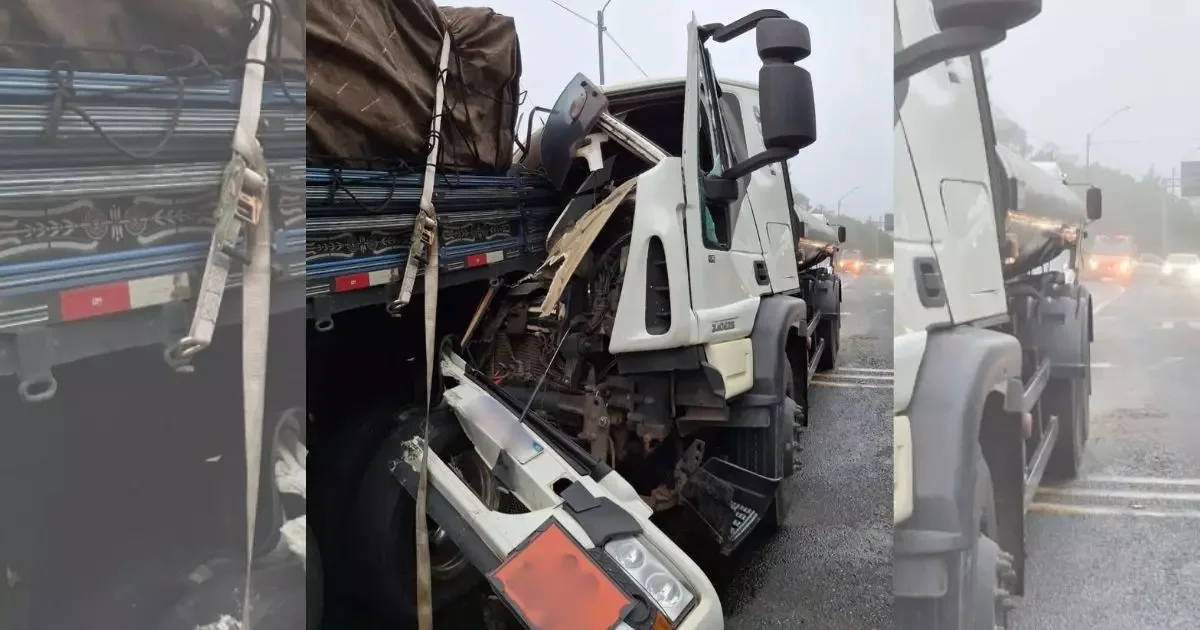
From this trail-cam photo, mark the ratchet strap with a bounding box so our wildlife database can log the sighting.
[412,32,453,630]
[165,1,276,628]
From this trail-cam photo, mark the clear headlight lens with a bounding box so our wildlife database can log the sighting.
[604,537,695,622]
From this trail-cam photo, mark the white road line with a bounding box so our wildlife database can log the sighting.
[1091,362,1113,368]
[1036,487,1200,502]
[1092,288,1126,314]
[813,374,893,381]
[836,367,894,373]
[810,381,893,389]
[1080,475,1200,487]
[1030,503,1200,519]
[1161,321,1176,330]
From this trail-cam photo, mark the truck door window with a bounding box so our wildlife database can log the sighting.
[697,47,734,250]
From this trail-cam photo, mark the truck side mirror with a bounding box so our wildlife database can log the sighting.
[837,226,847,243]
[883,213,894,232]
[933,0,1042,32]
[894,0,1041,83]
[1085,187,1102,221]
[715,18,816,182]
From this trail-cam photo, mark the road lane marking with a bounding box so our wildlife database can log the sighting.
[1080,475,1200,487]
[1036,487,1200,502]
[1091,362,1112,368]
[836,367,893,373]
[810,381,893,389]
[1030,503,1200,519]
[1162,321,1175,329]
[1092,288,1126,314]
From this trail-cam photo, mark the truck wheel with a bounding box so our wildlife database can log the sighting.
[1043,377,1086,481]
[344,406,497,622]
[896,459,1012,629]
[759,360,799,532]
[308,524,323,630]
[815,316,839,372]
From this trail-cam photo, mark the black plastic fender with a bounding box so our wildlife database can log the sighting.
[1028,285,1091,379]
[728,294,807,427]
[893,325,1021,598]
[812,274,841,319]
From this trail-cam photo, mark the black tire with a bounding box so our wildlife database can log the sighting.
[1043,377,1086,481]
[155,557,306,630]
[343,406,489,622]
[738,360,798,533]
[815,316,839,372]
[896,458,1004,630]
[307,525,323,630]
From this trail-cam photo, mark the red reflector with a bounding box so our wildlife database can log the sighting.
[60,282,132,321]
[466,253,489,268]
[333,273,370,292]
[489,521,632,630]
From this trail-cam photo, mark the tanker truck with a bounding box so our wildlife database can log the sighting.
[890,1,1103,628]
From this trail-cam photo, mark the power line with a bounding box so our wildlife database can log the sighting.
[543,0,647,80]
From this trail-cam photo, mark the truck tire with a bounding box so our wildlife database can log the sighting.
[155,557,306,630]
[1042,377,1087,481]
[896,458,1011,630]
[308,524,323,630]
[343,406,493,622]
[730,360,798,533]
[815,316,839,372]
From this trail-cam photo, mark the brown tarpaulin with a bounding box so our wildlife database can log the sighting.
[306,0,522,173]
[0,0,303,73]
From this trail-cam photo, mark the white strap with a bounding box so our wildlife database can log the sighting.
[414,31,453,630]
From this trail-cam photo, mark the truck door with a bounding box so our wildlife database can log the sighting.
[682,18,769,343]
[894,4,1006,325]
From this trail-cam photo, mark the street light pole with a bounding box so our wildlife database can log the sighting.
[1084,105,1130,179]
[596,0,614,84]
[836,184,861,216]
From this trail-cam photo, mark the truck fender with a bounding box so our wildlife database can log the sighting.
[812,274,841,318]
[893,325,1021,597]
[728,294,807,426]
[1029,285,1091,379]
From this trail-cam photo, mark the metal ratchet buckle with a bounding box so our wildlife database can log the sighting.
[386,214,437,315]
[164,336,207,373]
[220,168,268,265]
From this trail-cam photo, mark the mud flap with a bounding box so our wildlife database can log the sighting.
[681,457,780,555]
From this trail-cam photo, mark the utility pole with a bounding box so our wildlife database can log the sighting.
[596,9,606,84]
[596,0,614,84]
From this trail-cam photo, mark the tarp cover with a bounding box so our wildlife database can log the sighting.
[307,0,522,173]
[0,0,303,73]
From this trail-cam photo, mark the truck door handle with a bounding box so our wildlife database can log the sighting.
[913,257,946,307]
[753,260,770,286]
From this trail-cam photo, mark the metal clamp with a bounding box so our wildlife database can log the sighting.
[387,214,437,315]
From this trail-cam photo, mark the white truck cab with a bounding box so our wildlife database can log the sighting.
[892,1,1101,629]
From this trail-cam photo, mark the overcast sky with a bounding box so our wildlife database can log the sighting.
[986,0,1200,182]
[442,0,891,220]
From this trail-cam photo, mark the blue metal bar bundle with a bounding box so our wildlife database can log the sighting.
[0,161,305,294]
[0,68,306,168]
[305,166,561,272]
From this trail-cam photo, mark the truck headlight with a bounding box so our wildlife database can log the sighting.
[604,537,695,621]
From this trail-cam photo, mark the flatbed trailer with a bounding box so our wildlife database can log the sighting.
[0,68,305,401]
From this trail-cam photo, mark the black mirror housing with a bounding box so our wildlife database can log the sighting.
[1085,187,1102,221]
[883,213,895,232]
[837,226,847,243]
[757,18,816,153]
[933,0,1042,32]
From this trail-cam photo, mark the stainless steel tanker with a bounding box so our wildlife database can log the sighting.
[994,144,1088,264]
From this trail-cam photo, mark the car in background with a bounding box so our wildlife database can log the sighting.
[874,258,894,274]
[839,249,865,275]
[1162,252,1200,285]
[1134,253,1163,280]
[1084,234,1137,284]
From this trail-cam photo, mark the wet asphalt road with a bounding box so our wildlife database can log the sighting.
[1013,276,1200,630]
[721,271,893,630]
